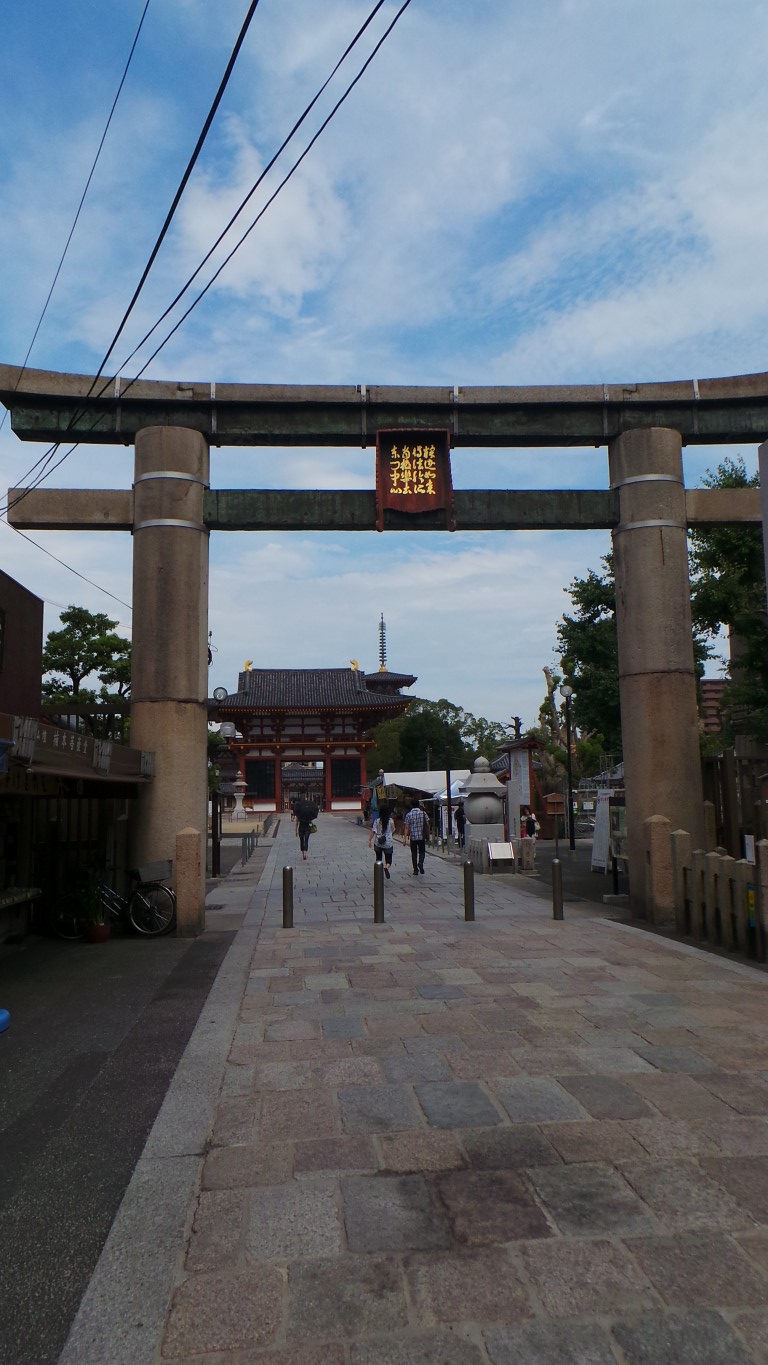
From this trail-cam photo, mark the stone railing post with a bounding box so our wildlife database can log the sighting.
[703,800,717,851]
[715,854,736,949]
[175,827,204,937]
[690,849,707,940]
[670,829,692,935]
[704,851,721,945]
[756,839,768,960]
[733,859,753,952]
[643,815,673,926]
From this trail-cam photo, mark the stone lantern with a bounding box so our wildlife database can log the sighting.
[463,757,506,871]
[463,756,505,825]
[232,774,247,820]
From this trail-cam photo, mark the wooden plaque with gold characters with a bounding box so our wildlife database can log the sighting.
[375,429,455,531]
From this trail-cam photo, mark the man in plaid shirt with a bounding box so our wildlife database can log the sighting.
[404,803,430,875]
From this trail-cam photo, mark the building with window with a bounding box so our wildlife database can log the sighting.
[210,664,415,814]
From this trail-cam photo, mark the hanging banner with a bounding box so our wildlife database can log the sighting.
[375,429,455,531]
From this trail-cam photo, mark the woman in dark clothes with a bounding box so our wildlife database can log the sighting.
[294,798,318,860]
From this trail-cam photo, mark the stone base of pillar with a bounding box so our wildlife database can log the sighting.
[130,700,208,879]
[620,673,705,917]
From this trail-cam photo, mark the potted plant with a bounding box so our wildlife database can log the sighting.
[80,870,109,943]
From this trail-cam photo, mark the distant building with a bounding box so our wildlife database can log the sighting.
[0,571,151,937]
[0,569,43,717]
[210,665,415,814]
[700,677,727,734]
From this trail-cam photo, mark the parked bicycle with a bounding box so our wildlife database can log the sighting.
[48,863,177,940]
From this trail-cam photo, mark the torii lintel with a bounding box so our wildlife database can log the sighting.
[2,363,768,447]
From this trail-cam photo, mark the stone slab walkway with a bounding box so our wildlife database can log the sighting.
[61,815,768,1364]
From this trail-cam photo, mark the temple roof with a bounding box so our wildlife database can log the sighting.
[364,670,417,689]
[210,667,412,713]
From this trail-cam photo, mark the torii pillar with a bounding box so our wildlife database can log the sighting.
[129,426,209,929]
[609,427,706,914]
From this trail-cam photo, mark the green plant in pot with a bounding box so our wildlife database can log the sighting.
[79,869,109,942]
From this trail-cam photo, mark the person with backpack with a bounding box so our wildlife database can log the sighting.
[368,804,395,879]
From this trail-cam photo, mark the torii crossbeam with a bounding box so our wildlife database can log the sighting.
[2,363,766,924]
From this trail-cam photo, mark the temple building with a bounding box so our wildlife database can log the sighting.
[209,623,415,814]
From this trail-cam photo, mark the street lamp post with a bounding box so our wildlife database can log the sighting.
[444,727,453,851]
[559,684,576,851]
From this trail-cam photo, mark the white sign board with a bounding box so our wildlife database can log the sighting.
[590,790,613,872]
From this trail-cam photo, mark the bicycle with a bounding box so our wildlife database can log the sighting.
[47,863,177,941]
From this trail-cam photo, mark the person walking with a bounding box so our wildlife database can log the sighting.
[368,804,395,879]
[455,802,466,849]
[404,802,430,875]
[294,796,318,860]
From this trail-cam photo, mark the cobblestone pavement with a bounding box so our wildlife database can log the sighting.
[63,815,768,1364]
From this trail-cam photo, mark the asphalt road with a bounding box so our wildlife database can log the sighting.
[0,919,235,1365]
[521,837,629,909]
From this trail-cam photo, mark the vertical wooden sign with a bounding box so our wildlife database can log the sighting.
[375,429,455,531]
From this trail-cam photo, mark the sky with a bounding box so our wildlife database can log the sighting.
[1,0,766,731]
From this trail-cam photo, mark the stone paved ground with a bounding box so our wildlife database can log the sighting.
[101,816,768,1362]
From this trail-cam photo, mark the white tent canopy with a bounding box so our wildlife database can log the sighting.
[379,771,471,797]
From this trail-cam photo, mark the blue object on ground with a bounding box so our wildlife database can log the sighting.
[0,1008,10,1033]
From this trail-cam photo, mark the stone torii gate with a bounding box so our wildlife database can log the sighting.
[2,363,765,923]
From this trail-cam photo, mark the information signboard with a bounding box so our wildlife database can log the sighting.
[375,429,455,530]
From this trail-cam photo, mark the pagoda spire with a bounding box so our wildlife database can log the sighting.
[378,613,387,672]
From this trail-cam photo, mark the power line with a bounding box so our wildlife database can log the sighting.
[110,0,391,381]
[2,521,132,612]
[3,0,266,521]
[127,0,415,384]
[2,0,414,520]
[0,0,153,439]
[90,0,265,389]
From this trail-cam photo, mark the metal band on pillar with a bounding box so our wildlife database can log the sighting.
[615,519,682,533]
[611,474,683,489]
[133,518,210,533]
[134,471,209,486]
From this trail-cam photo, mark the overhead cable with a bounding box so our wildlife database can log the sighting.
[3,521,132,612]
[111,0,391,379]
[90,0,265,389]
[2,0,264,517]
[0,0,153,440]
[2,0,414,516]
[108,0,416,387]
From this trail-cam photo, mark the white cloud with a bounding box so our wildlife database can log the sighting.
[1,0,765,729]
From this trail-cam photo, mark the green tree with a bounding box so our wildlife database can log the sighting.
[365,715,408,778]
[689,456,768,741]
[555,514,723,759]
[398,706,466,771]
[556,555,622,757]
[42,605,132,704]
[365,696,512,776]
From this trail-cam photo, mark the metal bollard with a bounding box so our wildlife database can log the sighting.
[463,860,475,921]
[552,857,564,920]
[282,865,294,928]
[373,860,385,923]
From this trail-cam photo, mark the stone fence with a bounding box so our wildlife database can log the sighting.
[643,814,767,962]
